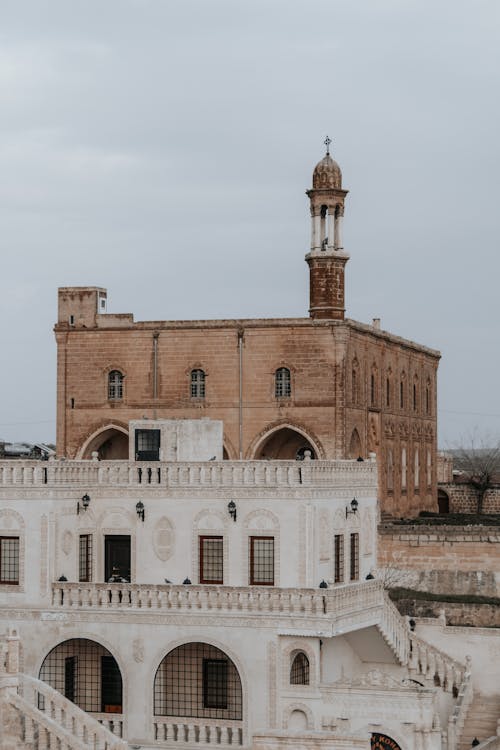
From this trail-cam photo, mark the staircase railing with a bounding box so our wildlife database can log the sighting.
[17,673,127,750]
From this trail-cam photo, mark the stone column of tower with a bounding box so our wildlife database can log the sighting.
[305,144,349,320]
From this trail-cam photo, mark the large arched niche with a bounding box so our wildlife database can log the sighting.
[250,424,322,461]
[348,428,362,459]
[39,637,124,715]
[77,424,129,460]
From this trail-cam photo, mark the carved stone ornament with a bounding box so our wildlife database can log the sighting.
[62,530,73,556]
[132,637,144,663]
[153,517,174,562]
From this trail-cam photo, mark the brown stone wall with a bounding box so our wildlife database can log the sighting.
[438,482,500,513]
[346,326,438,517]
[378,524,500,595]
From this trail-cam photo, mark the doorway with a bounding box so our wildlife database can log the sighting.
[105,535,131,582]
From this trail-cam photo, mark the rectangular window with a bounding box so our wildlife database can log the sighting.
[199,536,223,584]
[203,659,228,709]
[79,534,93,582]
[0,537,20,584]
[350,533,359,581]
[249,536,274,585]
[334,534,344,583]
[101,655,123,713]
[64,656,77,703]
[135,429,160,461]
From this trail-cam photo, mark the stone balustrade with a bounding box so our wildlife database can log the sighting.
[153,717,243,746]
[379,593,410,665]
[18,673,127,750]
[446,664,473,750]
[51,579,384,620]
[0,458,376,491]
[408,634,467,693]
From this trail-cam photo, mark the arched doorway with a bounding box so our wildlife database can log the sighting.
[79,426,129,460]
[39,638,123,714]
[438,489,450,514]
[253,427,317,460]
[154,642,243,720]
[371,734,403,750]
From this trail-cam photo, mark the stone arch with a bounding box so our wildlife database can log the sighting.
[152,638,247,724]
[243,509,279,531]
[38,636,125,716]
[281,641,317,688]
[223,434,237,460]
[248,421,324,461]
[77,422,129,460]
[282,702,314,730]
[348,428,362,459]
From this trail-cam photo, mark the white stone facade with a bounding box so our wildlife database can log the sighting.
[0,440,480,750]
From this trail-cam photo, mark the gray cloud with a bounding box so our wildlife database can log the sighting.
[1,0,499,445]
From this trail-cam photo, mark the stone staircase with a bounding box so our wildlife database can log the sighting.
[0,630,127,750]
[458,694,500,750]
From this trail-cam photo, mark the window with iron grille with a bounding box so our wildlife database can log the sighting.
[79,534,92,583]
[0,537,19,584]
[108,370,123,400]
[249,536,274,585]
[199,536,223,584]
[275,368,291,398]
[154,642,242,720]
[39,638,122,714]
[334,534,344,583]
[350,533,359,581]
[191,369,206,398]
[135,428,161,461]
[290,652,310,685]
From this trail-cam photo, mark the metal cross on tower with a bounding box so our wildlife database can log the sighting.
[324,135,332,155]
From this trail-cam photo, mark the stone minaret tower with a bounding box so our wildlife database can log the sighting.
[306,139,349,320]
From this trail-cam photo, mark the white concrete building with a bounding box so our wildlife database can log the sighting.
[0,421,479,750]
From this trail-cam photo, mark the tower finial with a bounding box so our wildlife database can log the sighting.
[324,135,332,156]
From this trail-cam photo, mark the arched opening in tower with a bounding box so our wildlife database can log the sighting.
[254,428,316,460]
[82,427,129,460]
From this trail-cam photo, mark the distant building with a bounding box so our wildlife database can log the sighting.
[54,148,439,518]
[0,440,55,460]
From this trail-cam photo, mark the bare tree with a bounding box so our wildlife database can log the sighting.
[452,434,500,514]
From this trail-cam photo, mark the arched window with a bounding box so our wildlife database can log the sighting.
[387,449,394,491]
[401,447,407,490]
[413,377,419,412]
[370,373,376,406]
[154,643,242,720]
[275,368,291,398]
[351,361,360,405]
[39,639,123,714]
[386,377,391,408]
[399,374,406,410]
[108,370,123,400]
[414,448,420,489]
[290,652,310,685]
[191,369,206,399]
[427,448,432,487]
[426,380,432,415]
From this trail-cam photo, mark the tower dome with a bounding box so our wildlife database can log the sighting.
[312,153,342,190]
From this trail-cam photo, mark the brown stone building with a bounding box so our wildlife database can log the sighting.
[54,146,440,516]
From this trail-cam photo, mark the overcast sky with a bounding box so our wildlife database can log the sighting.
[1,0,499,447]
